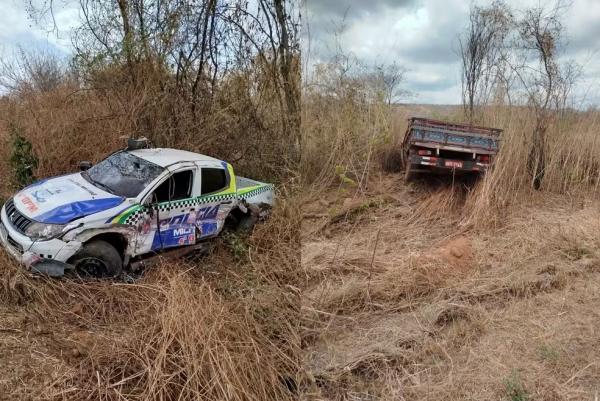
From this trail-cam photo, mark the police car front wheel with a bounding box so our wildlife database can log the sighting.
[70,240,123,278]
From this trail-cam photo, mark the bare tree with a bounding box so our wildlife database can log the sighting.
[271,0,301,160]
[460,0,580,189]
[371,62,408,105]
[0,48,67,94]
[511,0,579,189]
[459,0,511,122]
[27,0,300,161]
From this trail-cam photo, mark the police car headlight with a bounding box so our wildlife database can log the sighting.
[25,222,66,240]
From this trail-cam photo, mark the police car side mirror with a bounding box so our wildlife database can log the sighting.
[79,161,92,171]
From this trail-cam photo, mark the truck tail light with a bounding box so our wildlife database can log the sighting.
[478,155,490,163]
[418,149,432,156]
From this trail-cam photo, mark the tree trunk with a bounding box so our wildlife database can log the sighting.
[117,0,135,83]
[273,0,300,164]
[528,119,547,190]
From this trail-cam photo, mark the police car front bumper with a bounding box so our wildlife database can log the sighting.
[0,204,81,264]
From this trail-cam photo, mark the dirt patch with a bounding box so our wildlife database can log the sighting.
[435,236,474,273]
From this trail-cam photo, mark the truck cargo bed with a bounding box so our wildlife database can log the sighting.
[402,117,502,180]
[403,117,501,153]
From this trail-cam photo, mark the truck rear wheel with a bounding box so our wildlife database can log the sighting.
[404,164,417,182]
[70,240,123,278]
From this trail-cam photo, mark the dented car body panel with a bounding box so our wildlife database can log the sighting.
[0,148,274,273]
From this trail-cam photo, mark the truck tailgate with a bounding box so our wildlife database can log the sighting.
[236,176,274,206]
[405,117,501,154]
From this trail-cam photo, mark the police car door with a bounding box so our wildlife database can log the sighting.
[195,165,234,239]
[138,167,199,253]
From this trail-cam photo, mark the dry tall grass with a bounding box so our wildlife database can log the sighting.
[0,196,300,400]
[301,64,395,190]
[0,56,294,198]
[464,107,600,225]
[302,61,600,226]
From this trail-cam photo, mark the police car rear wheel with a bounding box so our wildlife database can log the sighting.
[71,240,122,278]
[237,214,258,233]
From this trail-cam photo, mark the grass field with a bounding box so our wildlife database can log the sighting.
[301,173,600,400]
[299,99,600,400]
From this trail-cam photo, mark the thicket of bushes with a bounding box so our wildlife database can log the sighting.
[0,55,298,198]
[301,60,400,189]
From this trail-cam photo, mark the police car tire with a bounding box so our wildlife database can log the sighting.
[237,214,258,233]
[71,240,123,277]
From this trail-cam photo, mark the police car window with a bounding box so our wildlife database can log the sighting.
[151,170,193,203]
[201,168,227,195]
[82,151,164,198]
[152,177,171,203]
[171,170,193,200]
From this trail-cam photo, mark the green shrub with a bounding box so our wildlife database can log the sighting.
[9,123,38,188]
[537,343,560,363]
[504,370,529,401]
[223,231,250,262]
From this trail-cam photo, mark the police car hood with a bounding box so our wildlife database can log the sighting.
[12,173,125,224]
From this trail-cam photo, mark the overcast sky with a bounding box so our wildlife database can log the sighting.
[304,0,600,105]
[1,0,600,105]
[0,0,77,56]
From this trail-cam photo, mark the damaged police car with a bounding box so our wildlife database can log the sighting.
[0,141,274,277]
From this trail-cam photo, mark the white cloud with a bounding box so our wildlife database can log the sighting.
[307,0,600,105]
[0,0,78,57]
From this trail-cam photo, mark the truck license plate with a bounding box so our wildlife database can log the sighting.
[445,160,463,168]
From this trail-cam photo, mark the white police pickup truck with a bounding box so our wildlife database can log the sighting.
[0,144,274,277]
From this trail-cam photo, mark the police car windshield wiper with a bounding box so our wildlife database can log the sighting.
[82,172,115,195]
